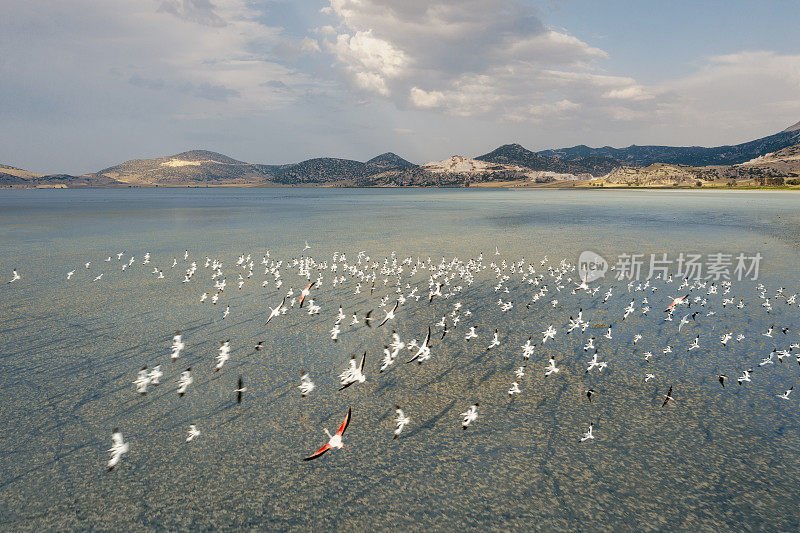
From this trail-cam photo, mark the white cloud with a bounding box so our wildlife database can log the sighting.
[409,87,446,109]
[313,0,800,142]
[603,86,654,101]
[329,29,409,94]
[0,0,326,120]
[300,37,322,54]
[315,0,625,119]
[634,51,800,141]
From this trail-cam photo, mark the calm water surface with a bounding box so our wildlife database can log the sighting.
[1,188,799,530]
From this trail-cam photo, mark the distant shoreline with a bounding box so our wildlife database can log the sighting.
[2,182,800,191]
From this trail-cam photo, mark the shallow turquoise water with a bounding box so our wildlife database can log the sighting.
[1,188,799,530]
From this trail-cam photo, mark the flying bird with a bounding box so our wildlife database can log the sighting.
[235,375,247,404]
[661,385,674,407]
[303,407,351,461]
[107,428,129,471]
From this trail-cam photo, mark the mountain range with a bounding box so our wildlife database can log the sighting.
[3,122,800,188]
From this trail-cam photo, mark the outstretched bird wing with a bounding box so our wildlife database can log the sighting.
[303,443,330,461]
[336,407,352,437]
[299,282,314,308]
[266,297,286,324]
[378,301,398,327]
[661,385,673,407]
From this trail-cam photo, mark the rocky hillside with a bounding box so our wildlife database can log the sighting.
[366,152,416,172]
[737,143,800,173]
[5,121,800,188]
[604,142,800,186]
[270,157,369,184]
[604,164,704,186]
[420,155,586,184]
[540,126,800,167]
[269,153,423,185]
[783,120,800,133]
[97,150,273,186]
[476,143,619,176]
[0,165,121,188]
[0,164,43,180]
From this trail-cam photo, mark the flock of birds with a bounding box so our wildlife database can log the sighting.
[8,242,799,469]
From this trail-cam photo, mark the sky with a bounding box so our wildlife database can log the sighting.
[1,0,799,174]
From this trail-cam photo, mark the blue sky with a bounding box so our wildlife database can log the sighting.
[1,0,798,174]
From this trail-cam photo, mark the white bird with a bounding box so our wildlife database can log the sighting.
[580,423,594,442]
[266,297,286,324]
[147,365,163,385]
[380,345,395,372]
[394,406,410,438]
[406,327,431,364]
[778,387,793,400]
[339,352,366,389]
[171,332,184,361]
[544,357,560,377]
[487,329,500,350]
[542,324,557,344]
[738,369,753,385]
[66,270,74,280]
[389,331,406,356]
[177,368,193,396]
[298,370,315,397]
[215,340,230,371]
[378,300,398,327]
[465,326,478,341]
[186,425,201,442]
[687,335,700,351]
[107,428,129,470]
[508,381,521,396]
[133,366,150,395]
[461,403,479,429]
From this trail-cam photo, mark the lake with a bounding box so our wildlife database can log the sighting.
[1,188,799,530]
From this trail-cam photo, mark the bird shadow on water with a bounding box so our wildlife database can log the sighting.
[402,399,457,440]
